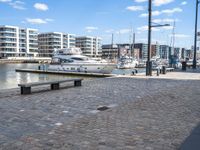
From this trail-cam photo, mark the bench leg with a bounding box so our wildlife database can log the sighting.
[51,83,60,90]
[21,87,31,95]
[74,80,81,86]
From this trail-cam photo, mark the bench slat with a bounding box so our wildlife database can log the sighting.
[18,78,83,95]
[18,78,83,87]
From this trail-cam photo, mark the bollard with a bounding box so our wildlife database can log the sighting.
[132,69,138,75]
[135,69,138,74]
[182,61,187,71]
[146,61,153,76]
[162,66,166,74]
[157,68,160,76]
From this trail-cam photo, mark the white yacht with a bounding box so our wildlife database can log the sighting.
[48,48,116,74]
[117,56,139,69]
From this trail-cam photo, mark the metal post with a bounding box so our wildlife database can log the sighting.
[193,0,199,69]
[146,0,152,76]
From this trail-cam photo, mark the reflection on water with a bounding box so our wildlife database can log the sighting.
[0,63,86,90]
[0,63,145,90]
[112,68,145,75]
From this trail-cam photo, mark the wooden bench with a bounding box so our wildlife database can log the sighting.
[18,78,83,95]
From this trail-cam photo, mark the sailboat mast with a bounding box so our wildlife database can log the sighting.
[172,20,176,57]
[111,33,114,59]
[109,33,114,59]
[132,33,135,58]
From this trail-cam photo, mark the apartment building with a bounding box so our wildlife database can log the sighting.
[174,47,181,59]
[0,25,38,58]
[101,44,118,59]
[134,43,148,59]
[151,44,160,57]
[159,45,170,59]
[75,36,101,57]
[38,32,76,57]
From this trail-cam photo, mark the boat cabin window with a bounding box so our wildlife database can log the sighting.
[61,59,73,63]
[71,57,88,61]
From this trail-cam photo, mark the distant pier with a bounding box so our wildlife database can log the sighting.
[16,69,115,77]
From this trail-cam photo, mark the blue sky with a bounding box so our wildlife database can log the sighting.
[0,0,199,48]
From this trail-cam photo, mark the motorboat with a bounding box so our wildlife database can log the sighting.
[117,56,139,69]
[48,48,116,74]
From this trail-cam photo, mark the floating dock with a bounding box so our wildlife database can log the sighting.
[15,69,115,77]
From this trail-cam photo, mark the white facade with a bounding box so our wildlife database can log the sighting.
[75,36,102,57]
[0,25,38,58]
[38,32,76,57]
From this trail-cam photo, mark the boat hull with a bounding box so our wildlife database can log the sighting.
[48,63,116,74]
[117,63,137,69]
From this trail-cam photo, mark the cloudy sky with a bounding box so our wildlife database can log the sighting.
[0,0,199,48]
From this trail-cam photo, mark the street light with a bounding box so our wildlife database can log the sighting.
[146,0,152,76]
[146,0,171,76]
[151,23,170,28]
[193,0,199,69]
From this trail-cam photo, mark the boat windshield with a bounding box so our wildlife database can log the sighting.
[61,59,74,63]
[70,57,89,61]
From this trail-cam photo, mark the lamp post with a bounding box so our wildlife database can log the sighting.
[146,0,152,76]
[193,0,199,69]
[146,0,170,76]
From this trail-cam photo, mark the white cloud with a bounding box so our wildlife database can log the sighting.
[139,7,182,17]
[25,18,54,24]
[105,29,115,33]
[135,0,147,3]
[137,25,148,31]
[26,18,47,24]
[161,26,173,30]
[126,6,144,11]
[136,38,165,44]
[139,10,161,17]
[137,38,147,43]
[152,18,179,23]
[137,24,173,32]
[9,1,26,10]
[181,1,187,5]
[117,29,131,34]
[137,25,160,32]
[153,0,174,6]
[45,18,54,22]
[139,13,148,17]
[152,10,162,16]
[162,8,182,14]
[85,26,98,33]
[0,0,11,2]
[34,3,48,11]
[169,34,190,38]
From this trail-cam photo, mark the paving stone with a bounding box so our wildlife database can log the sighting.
[0,70,200,149]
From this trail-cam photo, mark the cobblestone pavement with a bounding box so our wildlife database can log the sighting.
[0,71,200,149]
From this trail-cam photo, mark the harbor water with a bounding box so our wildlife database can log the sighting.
[0,63,145,90]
